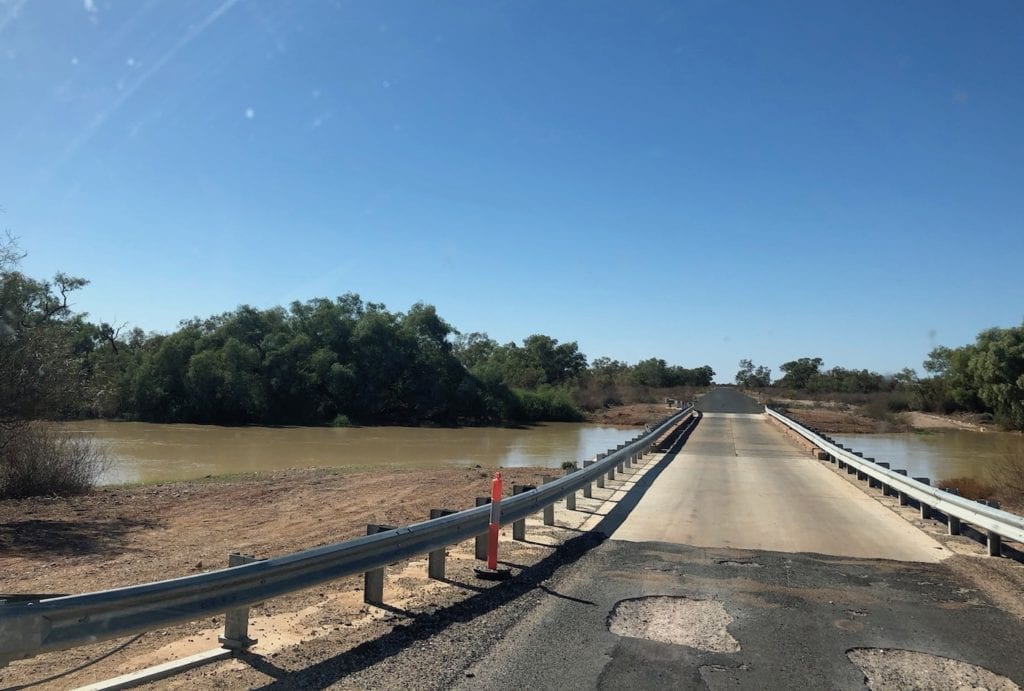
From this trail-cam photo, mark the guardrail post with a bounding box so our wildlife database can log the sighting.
[875,463,892,495]
[987,531,1002,557]
[512,485,533,540]
[914,478,931,519]
[948,514,961,535]
[542,477,556,526]
[564,470,577,510]
[428,509,458,579]
[364,524,397,605]
[616,458,625,474]
[582,460,594,497]
[596,465,605,489]
[219,553,262,651]
[475,498,490,560]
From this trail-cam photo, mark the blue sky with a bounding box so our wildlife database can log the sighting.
[2,1,1022,382]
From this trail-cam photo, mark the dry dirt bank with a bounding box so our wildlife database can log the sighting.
[0,465,568,688]
[585,403,673,426]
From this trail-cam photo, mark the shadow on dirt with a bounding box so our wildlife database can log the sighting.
[0,516,159,557]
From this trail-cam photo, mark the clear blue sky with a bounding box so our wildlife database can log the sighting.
[3,1,1022,382]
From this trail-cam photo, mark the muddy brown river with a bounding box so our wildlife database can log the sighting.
[834,429,1024,483]
[63,421,640,485]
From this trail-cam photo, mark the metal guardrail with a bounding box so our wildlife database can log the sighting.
[0,405,695,666]
[765,406,1024,547]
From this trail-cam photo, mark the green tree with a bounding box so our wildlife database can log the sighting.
[735,359,771,388]
[776,357,823,390]
[968,324,1024,429]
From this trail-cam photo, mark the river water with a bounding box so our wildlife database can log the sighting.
[833,430,1024,483]
[63,421,640,485]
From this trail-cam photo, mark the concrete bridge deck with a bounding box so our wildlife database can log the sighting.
[612,411,948,562]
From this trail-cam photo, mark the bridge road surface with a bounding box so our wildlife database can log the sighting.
[456,389,1024,690]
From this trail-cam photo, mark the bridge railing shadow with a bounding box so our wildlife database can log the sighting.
[240,415,702,689]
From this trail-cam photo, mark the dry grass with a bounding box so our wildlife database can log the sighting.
[986,452,1024,506]
[937,476,999,502]
[0,422,108,499]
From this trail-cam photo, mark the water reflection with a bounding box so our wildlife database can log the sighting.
[62,421,639,485]
[834,430,1024,482]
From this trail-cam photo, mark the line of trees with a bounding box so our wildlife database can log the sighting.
[2,244,714,430]
[734,325,1024,431]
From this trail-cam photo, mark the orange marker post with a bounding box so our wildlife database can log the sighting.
[487,472,502,571]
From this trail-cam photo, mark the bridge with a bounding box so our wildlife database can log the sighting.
[459,389,1024,689]
[2,390,1023,689]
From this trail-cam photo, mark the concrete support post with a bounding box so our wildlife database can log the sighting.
[474,498,490,560]
[596,468,605,489]
[542,477,556,526]
[987,531,1002,557]
[948,515,961,535]
[219,553,261,651]
[582,460,594,497]
[428,509,457,579]
[512,485,532,541]
[363,524,396,606]
[838,459,846,469]
[912,477,932,519]
[876,463,891,495]
[565,472,581,511]
[617,460,624,474]
[607,465,616,481]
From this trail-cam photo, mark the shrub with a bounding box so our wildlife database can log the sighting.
[561,460,578,471]
[0,423,108,499]
[512,387,584,422]
[332,414,356,427]
[986,452,1024,503]
[937,476,998,502]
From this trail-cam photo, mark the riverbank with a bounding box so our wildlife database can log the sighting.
[0,465,569,688]
[584,402,672,426]
[777,400,994,435]
[0,466,554,597]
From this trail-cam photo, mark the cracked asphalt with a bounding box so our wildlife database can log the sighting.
[453,389,1024,689]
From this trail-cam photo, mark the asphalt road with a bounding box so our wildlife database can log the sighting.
[453,390,1024,689]
[694,387,766,414]
[456,540,1024,690]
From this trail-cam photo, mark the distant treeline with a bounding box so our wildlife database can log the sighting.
[1,256,713,427]
[735,326,1024,431]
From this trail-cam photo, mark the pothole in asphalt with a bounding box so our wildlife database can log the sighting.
[607,596,740,653]
[848,648,1021,691]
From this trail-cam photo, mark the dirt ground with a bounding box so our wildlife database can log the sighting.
[0,465,567,688]
[772,394,1002,435]
[784,406,910,434]
[586,403,673,426]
